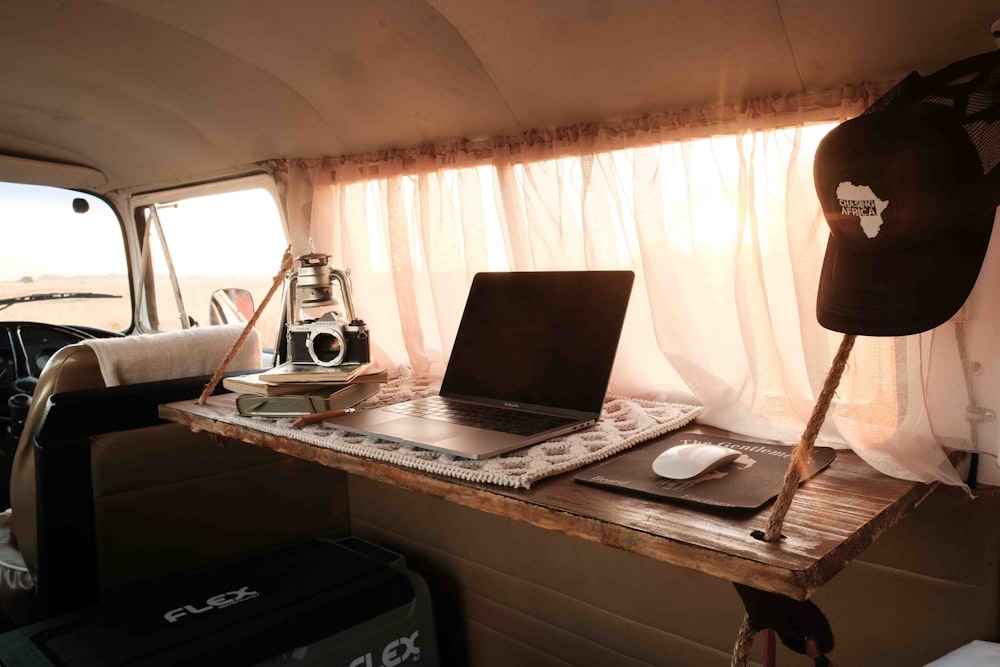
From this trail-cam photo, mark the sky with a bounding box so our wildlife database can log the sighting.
[0,182,286,281]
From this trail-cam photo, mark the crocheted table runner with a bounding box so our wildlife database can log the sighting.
[222,376,703,489]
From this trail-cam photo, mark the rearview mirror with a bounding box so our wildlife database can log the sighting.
[209,288,255,326]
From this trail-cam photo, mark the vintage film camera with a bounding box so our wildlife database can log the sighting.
[284,252,370,367]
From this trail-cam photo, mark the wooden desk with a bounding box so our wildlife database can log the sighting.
[159,394,936,601]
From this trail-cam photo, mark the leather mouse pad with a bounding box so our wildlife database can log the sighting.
[574,431,836,511]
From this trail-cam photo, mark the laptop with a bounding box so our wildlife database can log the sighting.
[326,270,635,459]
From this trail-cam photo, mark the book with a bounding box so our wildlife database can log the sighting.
[223,365,387,396]
[235,382,381,417]
[259,361,372,384]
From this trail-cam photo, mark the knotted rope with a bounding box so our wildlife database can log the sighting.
[731,332,856,665]
[198,247,293,404]
[763,333,857,541]
[730,613,755,667]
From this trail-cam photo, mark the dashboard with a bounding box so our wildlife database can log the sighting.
[0,322,122,452]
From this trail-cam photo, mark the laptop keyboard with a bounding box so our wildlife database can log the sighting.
[384,396,575,436]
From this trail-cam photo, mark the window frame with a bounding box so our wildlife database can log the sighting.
[128,172,289,340]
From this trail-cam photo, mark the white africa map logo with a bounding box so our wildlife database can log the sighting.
[836,181,889,238]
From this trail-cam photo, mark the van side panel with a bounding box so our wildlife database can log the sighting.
[348,478,1000,666]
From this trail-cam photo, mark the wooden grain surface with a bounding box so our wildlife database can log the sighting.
[159,395,937,600]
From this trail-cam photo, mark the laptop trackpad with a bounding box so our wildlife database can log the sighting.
[368,416,460,443]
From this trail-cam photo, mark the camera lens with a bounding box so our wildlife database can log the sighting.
[307,329,346,366]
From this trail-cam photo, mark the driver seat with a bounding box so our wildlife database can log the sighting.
[0,326,350,626]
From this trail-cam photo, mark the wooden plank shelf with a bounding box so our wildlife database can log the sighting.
[159,395,937,601]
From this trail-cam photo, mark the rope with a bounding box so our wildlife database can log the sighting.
[198,247,293,404]
[736,324,977,661]
[731,613,754,667]
[762,333,856,542]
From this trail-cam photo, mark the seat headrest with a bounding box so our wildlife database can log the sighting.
[81,325,261,387]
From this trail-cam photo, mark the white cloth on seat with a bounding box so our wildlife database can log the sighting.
[0,509,34,622]
[924,641,1000,666]
[82,325,261,387]
[0,510,30,579]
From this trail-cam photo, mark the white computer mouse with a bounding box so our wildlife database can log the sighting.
[652,443,740,480]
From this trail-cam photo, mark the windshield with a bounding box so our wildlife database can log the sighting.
[0,182,130,330]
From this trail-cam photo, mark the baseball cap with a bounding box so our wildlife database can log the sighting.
[814,50,1000,336]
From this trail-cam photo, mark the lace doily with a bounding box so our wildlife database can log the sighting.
[223,377,703,489]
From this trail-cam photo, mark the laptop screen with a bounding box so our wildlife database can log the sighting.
[439,271,634,416]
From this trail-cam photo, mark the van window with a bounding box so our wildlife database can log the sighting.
[287,122,844,406]
[0,182,130,332]
[285,118,912,445]
[135,184,287,351]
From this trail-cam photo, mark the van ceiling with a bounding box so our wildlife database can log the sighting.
[0,0,995,193]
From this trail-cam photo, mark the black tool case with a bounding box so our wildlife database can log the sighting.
[0,537,438,667]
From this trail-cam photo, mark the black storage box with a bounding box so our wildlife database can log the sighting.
[0,537,438,667]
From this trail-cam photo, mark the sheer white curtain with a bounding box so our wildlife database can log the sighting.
[267,82,999,488]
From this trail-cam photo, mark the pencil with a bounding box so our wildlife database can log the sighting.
[291,407,356,429]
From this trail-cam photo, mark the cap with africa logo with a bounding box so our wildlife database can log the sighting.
[813,50,1000,336]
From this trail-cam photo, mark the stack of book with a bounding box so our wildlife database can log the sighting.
[223,362,387,416]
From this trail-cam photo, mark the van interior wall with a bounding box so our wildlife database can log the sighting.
[347,477,1000,666]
